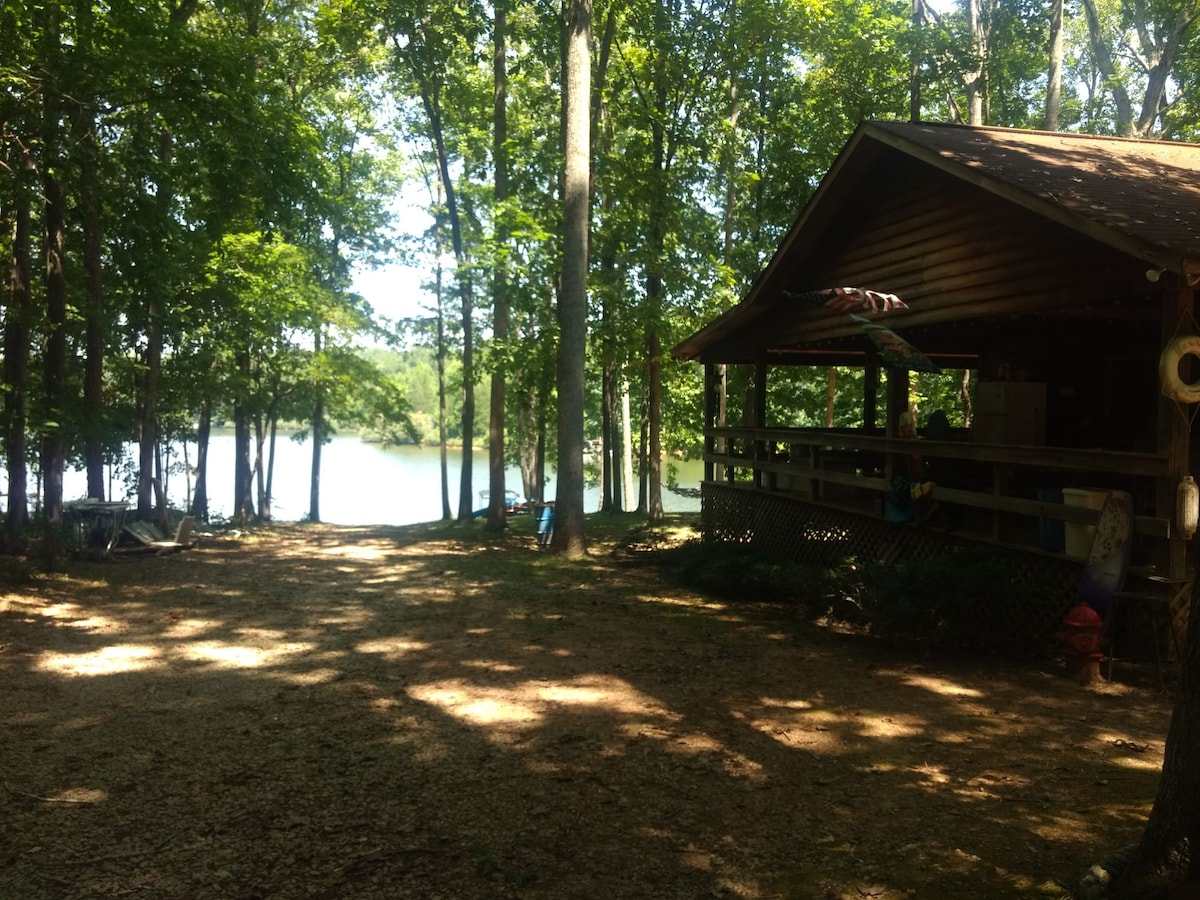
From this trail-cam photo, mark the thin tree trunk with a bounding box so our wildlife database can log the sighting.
[620,376,634,511]
[642,0,671,523]
[190,397,211,522]
[602,358,617,511]
[396,37,476,520]
[41,55,68,554]
[309,327,324,522]
[265,408,278,522]
[255,414,268,520]
[74,0,106,501]
[637,384,649,513]
[435,212,452,521]
[1044,0,1064,131]
[647,331,664,521]
[910,0,923,121]
[4,142,34,546]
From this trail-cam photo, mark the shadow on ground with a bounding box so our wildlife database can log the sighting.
[0,519,1171,899]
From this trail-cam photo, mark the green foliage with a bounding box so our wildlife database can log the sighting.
[6,0,1200,530]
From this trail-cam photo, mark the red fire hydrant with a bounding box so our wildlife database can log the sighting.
[1058,601,1105,684]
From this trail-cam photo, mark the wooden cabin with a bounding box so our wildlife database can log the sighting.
[672,121,1200,643]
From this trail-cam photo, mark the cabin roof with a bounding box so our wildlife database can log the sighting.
[673,121,1200,363]
[867,121,1200,259]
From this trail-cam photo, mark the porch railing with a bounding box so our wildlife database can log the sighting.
[704,425,1176,568]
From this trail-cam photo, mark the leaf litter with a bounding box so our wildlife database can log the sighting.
[0,521,1171,899]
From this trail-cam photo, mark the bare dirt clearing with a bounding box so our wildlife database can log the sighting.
[0,519,1172,899]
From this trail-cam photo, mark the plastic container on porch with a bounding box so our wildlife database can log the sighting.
[1062,488,1109,557]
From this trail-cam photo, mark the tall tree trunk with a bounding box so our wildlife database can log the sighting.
[910,0,923,121]
[397,38,476,520]
[1044,0,1064,131]
[964,0,988,125]
[593,8,618,514]
[136,0,198,518]
[137,122,172,521]
[75,0,106,500]
[456,248,475,520]
[4,142,34,547]
[1130,4,1197,137]
[41,36,68,555]
[1081,0,1135,134]
[716,49,740,457]
[487,0,510,529]
[643,0,670,523]
[551,0,591,556]
[434,210,452,520]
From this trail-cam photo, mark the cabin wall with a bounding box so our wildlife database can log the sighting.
[794,161,1153,321]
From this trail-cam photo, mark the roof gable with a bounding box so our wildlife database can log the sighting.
[674,121,1200,362]
[866,121,1200,265]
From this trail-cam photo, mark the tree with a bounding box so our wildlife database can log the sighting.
[1107,567,1200,896]
[486,0,511,530]
[1079,0,1199,136]
[551,0,591,556]
[1045,0,1065,130]
[383,0,487,522]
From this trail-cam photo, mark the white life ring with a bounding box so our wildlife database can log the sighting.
[1160,334,1200,403]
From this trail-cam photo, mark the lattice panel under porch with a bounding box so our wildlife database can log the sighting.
[701,482,1082,641]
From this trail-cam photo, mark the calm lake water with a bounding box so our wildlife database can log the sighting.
[63,435,703,526]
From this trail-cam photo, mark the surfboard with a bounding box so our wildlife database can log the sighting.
[1077,490,1133,619]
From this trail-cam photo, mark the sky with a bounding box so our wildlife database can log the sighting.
[351,186,434,328]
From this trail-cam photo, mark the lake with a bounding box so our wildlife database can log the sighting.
[63,435,703,526]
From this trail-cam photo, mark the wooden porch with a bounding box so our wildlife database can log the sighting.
[673,122,1200,663]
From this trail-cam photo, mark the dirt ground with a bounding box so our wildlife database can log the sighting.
[0,518,1175,900]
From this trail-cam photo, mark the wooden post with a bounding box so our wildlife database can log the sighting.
[703,362,715,485]
[754,358,768,488]
[1159,285,1194,581]
[864,356,879,432]
[884,367,910,497]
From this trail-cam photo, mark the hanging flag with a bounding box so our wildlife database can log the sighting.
[849,314,941,373]
[783,287,908,314]
[780,286,935,371]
